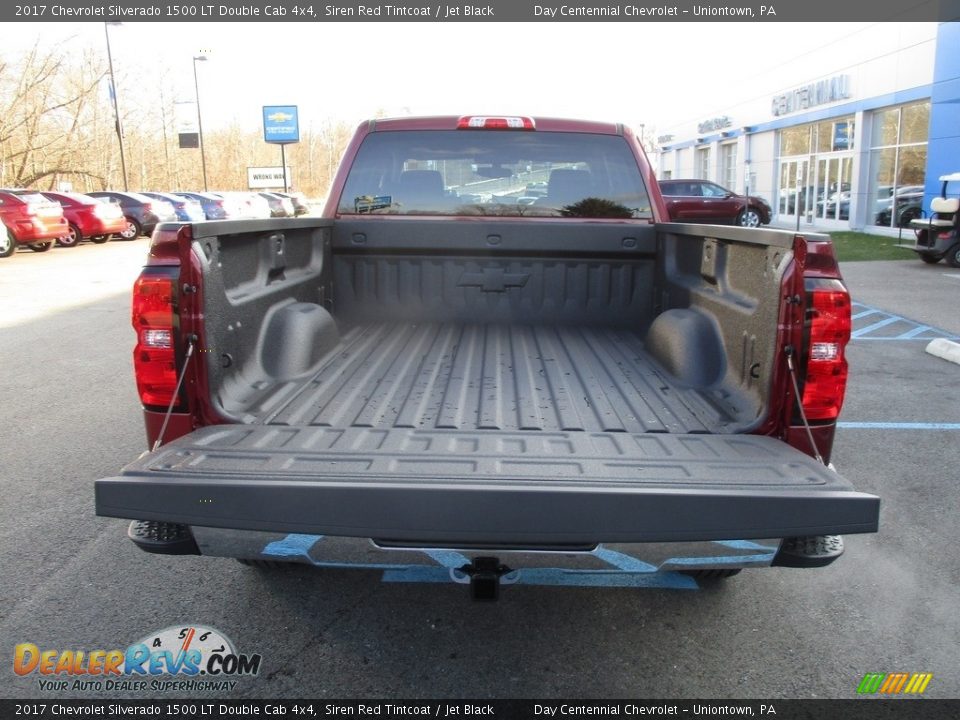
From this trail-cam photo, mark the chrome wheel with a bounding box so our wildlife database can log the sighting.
[119,218,141,240]
[738,208,761,227]
[58,224,81,248]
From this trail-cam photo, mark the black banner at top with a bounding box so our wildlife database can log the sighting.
[3,0,960,22]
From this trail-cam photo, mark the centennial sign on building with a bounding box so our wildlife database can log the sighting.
[771,75,852,117]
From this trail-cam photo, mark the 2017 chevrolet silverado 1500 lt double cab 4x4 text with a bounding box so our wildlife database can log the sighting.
[96,116,879,599]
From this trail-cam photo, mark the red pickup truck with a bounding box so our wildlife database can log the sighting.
[96,116,878,598]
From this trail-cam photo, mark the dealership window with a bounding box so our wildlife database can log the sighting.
[662,169,672,180]
[777,116,856,220]
[780,126,811,156]
[720,143,737,190]
[868,101,929,228]
[696,147,711,180]
[674,148,686,178]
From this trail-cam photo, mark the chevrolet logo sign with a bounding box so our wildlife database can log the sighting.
[268,112,293,123]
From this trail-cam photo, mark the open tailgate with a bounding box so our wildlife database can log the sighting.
[96,426,878,545]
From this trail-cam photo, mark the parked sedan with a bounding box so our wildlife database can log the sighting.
[0,190,69,257]
[816,191,851,220]
[271,190,311,216]
[258,192,295,218]
[659,179,772,227]
[140,192,206,223]
[875,186,926,227]
[40,191,127,247]
[210,192,272,219]
[86,191,177,239]
[171,191,231,220]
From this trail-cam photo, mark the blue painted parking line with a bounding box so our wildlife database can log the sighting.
[593,546,658,572]
[262,533,324,559]
[851,316,904,338]
[898,325,935,339]
[849,302,960,341]
[838,422,960,430]
[423,549,472,569]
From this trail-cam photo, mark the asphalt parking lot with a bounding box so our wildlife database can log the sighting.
[1,239,958,701]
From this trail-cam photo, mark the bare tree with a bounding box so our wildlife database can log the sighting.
[1,40,354,199]
[0,42,108,189]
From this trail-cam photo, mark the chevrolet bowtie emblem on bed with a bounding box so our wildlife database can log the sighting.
[457,268,530,293]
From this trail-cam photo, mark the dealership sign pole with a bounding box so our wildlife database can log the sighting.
[262,106,300,193]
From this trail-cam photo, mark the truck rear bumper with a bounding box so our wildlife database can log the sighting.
[192,526,784,585]
[96,426,879,545]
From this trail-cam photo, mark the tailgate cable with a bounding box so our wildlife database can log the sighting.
[152,334,197,453]
[784,345,825,466]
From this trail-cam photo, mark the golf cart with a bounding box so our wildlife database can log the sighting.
[899,173,960,266]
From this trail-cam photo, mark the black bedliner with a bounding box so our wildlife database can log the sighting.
[242,321,739,434]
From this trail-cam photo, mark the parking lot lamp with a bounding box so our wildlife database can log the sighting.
[193,54,209,191]
[104,22,128,191]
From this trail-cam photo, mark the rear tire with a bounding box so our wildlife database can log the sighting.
[919,254,941,265]
[947,244,960,269]
[119,217,141,240]
[0,229,14,258]
[28,241,53,252]
[58,223,82,248]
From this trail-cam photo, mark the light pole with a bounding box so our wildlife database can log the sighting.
[192,54,209,191]
[104,22,128,191]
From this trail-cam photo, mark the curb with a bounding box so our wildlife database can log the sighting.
[925,338,960,366]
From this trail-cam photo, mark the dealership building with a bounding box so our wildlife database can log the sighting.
[655,22,960,231]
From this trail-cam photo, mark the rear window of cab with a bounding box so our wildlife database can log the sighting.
[338,130,653,219]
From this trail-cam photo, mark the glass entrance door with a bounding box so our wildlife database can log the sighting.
[814,155,853,222]
[778,158,810,222]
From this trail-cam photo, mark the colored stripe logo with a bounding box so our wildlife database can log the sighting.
[857,672,933,694]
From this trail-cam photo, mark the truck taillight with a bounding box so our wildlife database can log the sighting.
[132,269,181,408]
[802,280,851,422]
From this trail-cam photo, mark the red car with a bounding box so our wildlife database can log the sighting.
[41,191,127,247]
[0,191,69,258]
[659,179,772,227]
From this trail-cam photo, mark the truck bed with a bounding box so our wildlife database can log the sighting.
[246,320,738,434]
[96,219,879,547]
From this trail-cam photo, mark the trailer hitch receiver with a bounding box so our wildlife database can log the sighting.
[460,557,511,601]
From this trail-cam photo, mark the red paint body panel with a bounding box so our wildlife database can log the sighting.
[0,192,68,243]
[42,192,127,238]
